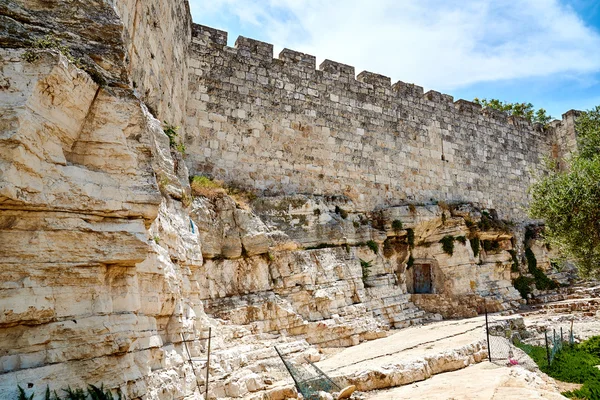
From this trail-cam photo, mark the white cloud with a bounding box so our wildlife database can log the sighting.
[189,0,600,91]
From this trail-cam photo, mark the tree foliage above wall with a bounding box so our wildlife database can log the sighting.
[529,106,600,277]
[473,98,552,126]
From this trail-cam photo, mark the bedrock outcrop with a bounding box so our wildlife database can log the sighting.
[0,1,555,399]
[0,47,203,399]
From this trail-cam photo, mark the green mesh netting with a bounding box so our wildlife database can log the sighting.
[275,347,339,400]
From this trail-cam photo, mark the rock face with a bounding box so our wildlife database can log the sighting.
[0,1,206,397]
[0,46,202,399]
[0,1,570,399]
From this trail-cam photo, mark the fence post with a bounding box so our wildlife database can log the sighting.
[545,331,550,366]
[570,319,574,345]
[205,327,211,400]
[561,327,563,344]
[485,303,491,362]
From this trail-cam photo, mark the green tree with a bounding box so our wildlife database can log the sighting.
[473,98,552,126]
[529,106,600,277]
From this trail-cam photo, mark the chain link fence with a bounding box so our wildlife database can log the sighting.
[485,309,575,369]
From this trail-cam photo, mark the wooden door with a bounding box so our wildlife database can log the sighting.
[413,263,432,294]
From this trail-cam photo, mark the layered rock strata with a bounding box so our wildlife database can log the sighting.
[0,0,568,399]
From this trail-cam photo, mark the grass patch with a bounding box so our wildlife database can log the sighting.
[580,336,600,358]
[366,240,379,254]
[190,175,256,207]
[407,254,414,269]
[526,248,558,290]
[482,239,501,252]
[478,210,511,232]
[513,275,534,298]
[470,236,480,257]
[334,206,349,219]
[465,217,476,229]
[23,34,106,86]
[360,258,372,283]
[163,122,185,155]
[392,219,403,233]
[439,235,455,256]
[516,337,600,399]
[190,175,226,198]
[406,228,415,249]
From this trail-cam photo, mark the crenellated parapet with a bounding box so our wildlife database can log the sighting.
[279,48,316,70]
[392,81,424,97]
[188,24,574,135]
[357,71,392,87]
[192,23,227,46]
[185,23,577,219]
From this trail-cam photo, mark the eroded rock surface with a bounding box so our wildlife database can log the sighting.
[0,1,571,399]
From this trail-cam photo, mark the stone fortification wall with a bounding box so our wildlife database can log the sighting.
[113,0,192,131]
[551,110,579,169]
[185,24,573,220]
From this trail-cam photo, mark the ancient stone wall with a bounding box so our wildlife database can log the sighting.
[551,109,579,169]
[113,0,192,131]
[185,24,575,220]
[0,3,579,399]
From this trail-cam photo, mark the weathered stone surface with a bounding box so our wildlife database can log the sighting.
[113,0,192,131]
[0,0,127,84]
[185,24,577,220]
[0,46,204,399]
[191,195,276,259]
[0,49,161,219]
[0,1,579,399]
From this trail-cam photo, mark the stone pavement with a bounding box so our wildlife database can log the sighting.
[316,317,489,392]
[364,362,566,399]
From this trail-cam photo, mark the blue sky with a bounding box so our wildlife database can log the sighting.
[189,0,600,119]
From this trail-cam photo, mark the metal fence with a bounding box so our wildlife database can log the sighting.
[485,308,575,369]
[546,326,574,365]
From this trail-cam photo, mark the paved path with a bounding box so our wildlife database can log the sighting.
[318,316,486,376]
[364,362,567,399]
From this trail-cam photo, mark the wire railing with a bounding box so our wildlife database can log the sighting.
[485,307,575,369]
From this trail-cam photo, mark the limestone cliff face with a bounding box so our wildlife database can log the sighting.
[0,1,206,398]
[0,1,540,399]
[0,47,199,398]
